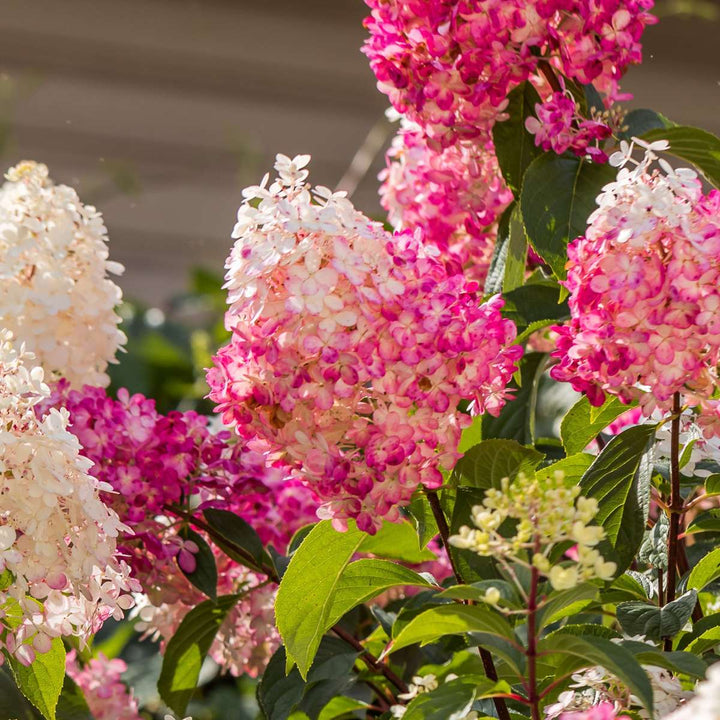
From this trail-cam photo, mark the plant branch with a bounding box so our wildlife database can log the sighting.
[664,392,683,649]
[332,624,408,695]
[537,59,564,94]
[425,489,512,720]
[527,551,541,720]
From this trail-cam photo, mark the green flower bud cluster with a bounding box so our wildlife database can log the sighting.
[449,471,616,590]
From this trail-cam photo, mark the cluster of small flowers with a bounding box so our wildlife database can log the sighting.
[48,382,319,581]
[550,140,720,436]
[665,662,720,720]
[547,664,693,720]
[134,557,279,678]
[380,117,513,283]
[525,92,612,162]
[0,161,125,388]
[449,471,616,590]
[65,650,143,720]
[0,331,137,665]
[363,0,655,147]
[207,155,522,532]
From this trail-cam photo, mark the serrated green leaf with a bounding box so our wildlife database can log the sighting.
[580,424,657,574]
[561,395,634,455]
[450,438,543,488]
[493,81,543,194]
[276,521,367,678]
[324,559,435,629]
[8,637,65,720]
[540,634,654,714]
[535,454,594,484]
[521,154,616,281]
[686,508,720,536]
[404,677,508,720]
[386,605,515,657]
[438,580,520,607]
[178,527,217,601]
[617,591,697,641]
[359,520,436,563]
[619,641,707,678]
[688,547,720,592]
[642,125,720,188]
[677,612,720,652]
[158,593,240,715]
[317,696,370,720]
[546,623,621,641]
[406,493,440,549]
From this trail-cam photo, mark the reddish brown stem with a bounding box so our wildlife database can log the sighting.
[527,562,541,720]
[664,393,683,650]
[537,59,563,94]
[425,489,512,720]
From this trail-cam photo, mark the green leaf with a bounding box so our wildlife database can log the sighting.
[688,547,720,592]
[706,475,720,496]
[536,582,599,629]
[546,623,621,641]
[257,639,359,720]
[642,125,720,188]
[178,527,218,601]
[325,559,436,629]
[561,395,635,456]
[56,676,92,720]
[484,205,528,296]
[618,109,672,141]
[404,677,508,720]
[683,625,720,655]
[540,634,654,714]
[317,696,370,720]
[500,282,569,344]
[275,521,366,678]
[677,612,720,652]
[619,641,707,678]
[203,508,271,572]
[580,424,657,574]
[535,453,594,485]
[492,81,543,194]
[686,508,720,536]
[406,493,440,549]
[617,591,697,641]
[439,579,520,607]
[158,593,240,715]
[480,352,549,443]
[520,154,617,281]
[386,605,515,657]
[359,520,436,563]
[8,637,66,720]
[450,438,543,489]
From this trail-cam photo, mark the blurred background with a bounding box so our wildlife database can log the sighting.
[0,0,718,307]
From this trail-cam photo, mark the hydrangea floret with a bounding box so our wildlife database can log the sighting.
[449,470,616,590]
[550,139,720,436]
[0,331,137,666]
[207,154,522,532]
[0,161,125,388]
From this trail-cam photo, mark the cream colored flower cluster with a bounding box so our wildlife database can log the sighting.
[449,471,616,590]
[0,161,125,388]
[0,331,137,665]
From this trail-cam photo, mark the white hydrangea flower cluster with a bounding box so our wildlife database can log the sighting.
[664,662,720,720]
[544,663,693,720]
[0,161,125,388]
[449,471,616,590]
[0,331,138,665]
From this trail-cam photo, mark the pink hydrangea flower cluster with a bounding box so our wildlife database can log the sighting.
[380,118,513,283]
[525,92,612,161]
[0,331,137,667]
[550,139,720,434]
[48,382,319,583]
[66,650,142,720]
[207,154,522,533]
[363,0,655,147]
[135,558,279,678]
[560,703,626,720]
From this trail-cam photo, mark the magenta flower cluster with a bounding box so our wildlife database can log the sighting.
[207,155,522,533]
[363,0,655,147]
[48,382,319,576]
[380,118,513,283]
[551,141,720,435]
